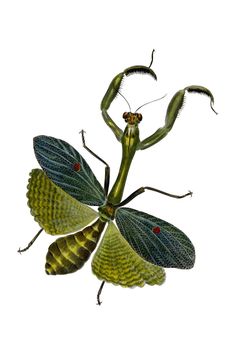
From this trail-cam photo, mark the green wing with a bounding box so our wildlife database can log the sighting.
[92,221,165,287]
[27,169,98,235]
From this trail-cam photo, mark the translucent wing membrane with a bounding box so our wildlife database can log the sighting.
[92,222,165,287]
[34,135,106,206]
[116,208,195,269]
[27,169,98,235]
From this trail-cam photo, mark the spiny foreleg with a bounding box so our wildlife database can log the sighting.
[139,86,217,150]
[101,59,157,141]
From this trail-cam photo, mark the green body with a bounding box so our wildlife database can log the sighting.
[107,125,140,204]
[26,58,216,287]
[100,64,216,203]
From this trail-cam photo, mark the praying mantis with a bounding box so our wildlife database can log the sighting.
[19,51,216,304]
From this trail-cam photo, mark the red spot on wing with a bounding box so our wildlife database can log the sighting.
[73,163,81,171]
[152,226,161,234]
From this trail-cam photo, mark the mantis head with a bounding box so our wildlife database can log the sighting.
[122,112,142,125]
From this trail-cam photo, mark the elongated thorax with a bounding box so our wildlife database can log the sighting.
[108,122,140,205]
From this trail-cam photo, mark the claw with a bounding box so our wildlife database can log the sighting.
[101,61,157,142]
[101,66,157,111]
[186,86,218,114]
[96,280,105,305]
[188,191,193,197]
[139,85,217,150]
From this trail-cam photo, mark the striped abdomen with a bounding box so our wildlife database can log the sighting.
[45,218,106,275]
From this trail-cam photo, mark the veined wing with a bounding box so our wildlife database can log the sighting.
[116,207,195,269]
[27,169,98,235]
[33,135,106,206]
[92,221,165,287]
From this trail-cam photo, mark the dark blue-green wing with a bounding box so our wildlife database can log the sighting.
[115,207,195,269]
[33,135,106,206]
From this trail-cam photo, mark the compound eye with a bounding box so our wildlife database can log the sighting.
[123,112,129,119]
[137,113,142,121]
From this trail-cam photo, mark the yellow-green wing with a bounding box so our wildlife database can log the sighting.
[92,221,165,287]
[27,169,98,235]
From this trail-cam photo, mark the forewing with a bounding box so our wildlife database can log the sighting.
[92,221,165,287]
[27,169,98,235]
[33,135,106,206]
[116,207,195,269]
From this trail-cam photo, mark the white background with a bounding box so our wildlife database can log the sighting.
[1,1,235,353]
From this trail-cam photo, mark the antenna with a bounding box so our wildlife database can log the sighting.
[118,91,132,111]
[135,94,166,113]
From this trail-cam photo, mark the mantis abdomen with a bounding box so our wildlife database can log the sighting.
[45,218,106,275]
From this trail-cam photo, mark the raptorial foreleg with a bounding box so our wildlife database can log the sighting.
[139,86,217,150]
